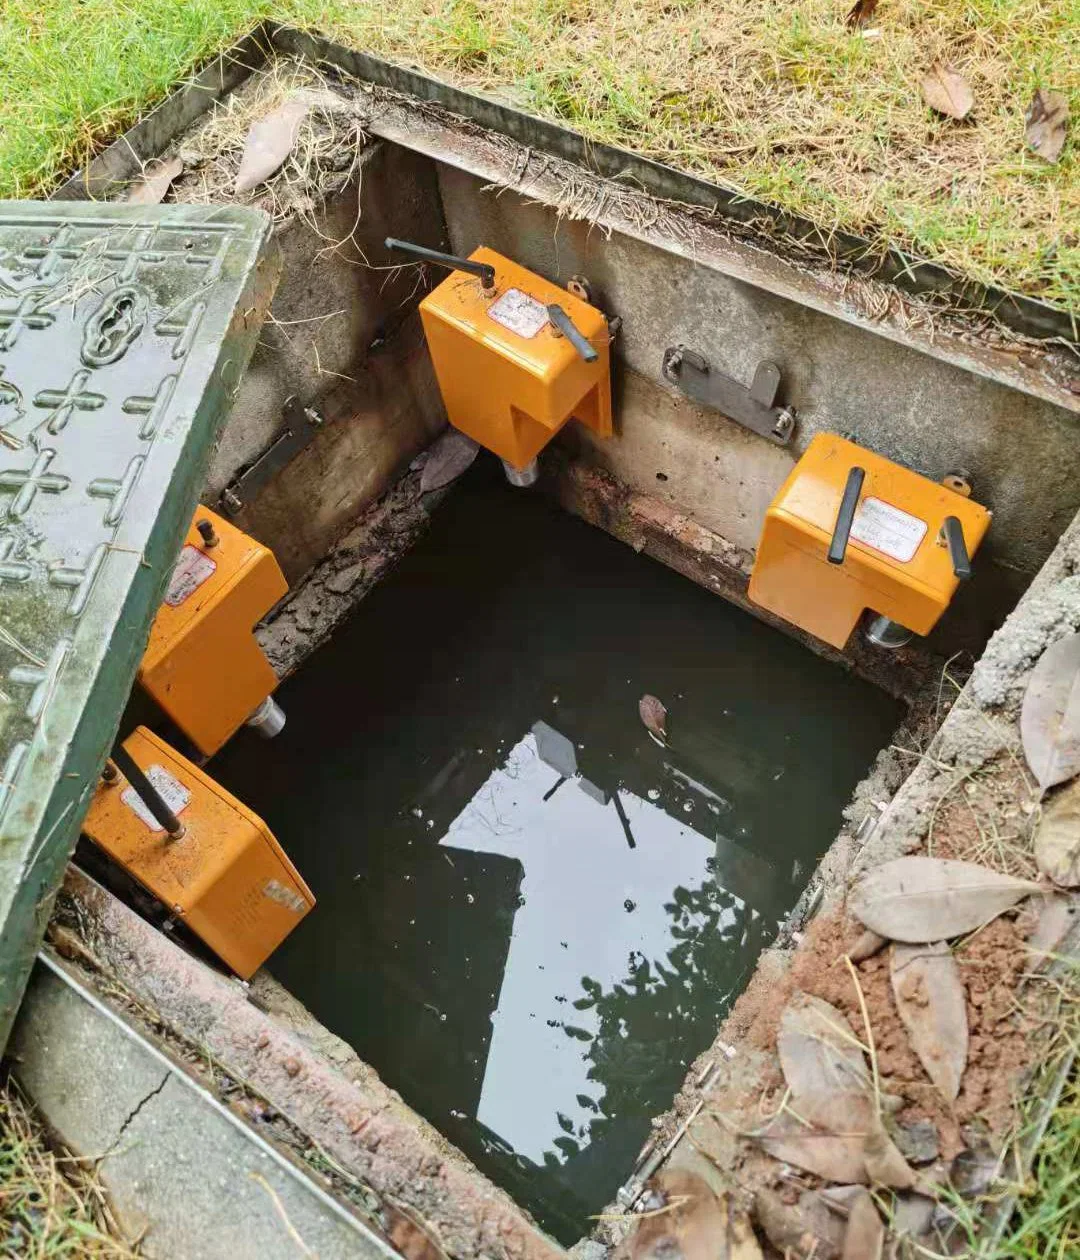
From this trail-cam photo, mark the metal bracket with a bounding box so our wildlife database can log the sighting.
[220,398,324,516]
[661,347,796,446]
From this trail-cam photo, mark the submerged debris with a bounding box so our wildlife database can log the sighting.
[639,694,668,741]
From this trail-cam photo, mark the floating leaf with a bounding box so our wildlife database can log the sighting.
[921,64,974,120]
[1025,89,1069,164]
[420,430,479,493]
[846,0,879,27]
[890,942,968,1101]
[235,99,309,194]
[125,155,183,205]
[841,1188,884,1260]
[1034,779,1080,887]
[849,857,1040,942]
[779,994,871,1100]
[757,1114,869,1184]
[639,694,668,740]
[1021,632,1080,791]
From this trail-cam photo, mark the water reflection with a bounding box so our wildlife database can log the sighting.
[440,726,761,1171]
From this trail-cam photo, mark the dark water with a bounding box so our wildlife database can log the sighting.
[211,470,902,1242]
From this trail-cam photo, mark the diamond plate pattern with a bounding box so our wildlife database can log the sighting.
[0,202,277,1047]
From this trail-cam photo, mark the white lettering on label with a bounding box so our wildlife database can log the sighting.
[165,545,216,607]
[850,496,928,563]
[121,765,191,832]
[487,288,549,339]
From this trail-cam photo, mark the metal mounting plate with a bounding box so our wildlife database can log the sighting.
[662,347,795,446]
[0,202,277,1049]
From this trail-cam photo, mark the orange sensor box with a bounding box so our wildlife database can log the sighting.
[139,506,287,757]
[749,433,991,649]
[83,726,313,979]
[418,247,612,471]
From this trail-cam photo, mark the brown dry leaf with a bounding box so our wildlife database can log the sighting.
[790,1089,878,1135]
[778,993,871,1099]
[419,430,479,493]
[847,929,888,963]
[125,155,183,205]
[1034,779,1080,886]
[1026,89,1069,164]
[1021,632,1080,791]
[849,857,1040,942]
[639,694,668,740]
[845,0,878,28]
[631,1170,760,1260]
[921,63,974,120]
[890,942,967,1102]
[756,1113,869,1184]
[755,1188,845,1259]
[862,1126,916,1189]
[235,98,309,194]
[840,1188,884,1260]
[1025,893,1078,968]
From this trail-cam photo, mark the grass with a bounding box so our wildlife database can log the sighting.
[0,0,1077,312]
[0,1075,134,1257]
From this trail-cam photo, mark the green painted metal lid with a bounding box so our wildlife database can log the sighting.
[0,201,278,1047]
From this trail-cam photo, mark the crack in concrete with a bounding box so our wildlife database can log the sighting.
[110,1069,171,1149]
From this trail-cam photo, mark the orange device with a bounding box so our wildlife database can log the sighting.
[139,506,287,757]
[414,245,612,472]
[748,434,991,649]
[83,727,313,979]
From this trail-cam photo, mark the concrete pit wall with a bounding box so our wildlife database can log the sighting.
[202,140,449,582]
[436,164,1080,650]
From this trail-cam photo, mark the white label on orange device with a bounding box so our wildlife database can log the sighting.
[164,544,216,607]
[121,765,192,832]
[487,288,549,339]
[850,497,928,563]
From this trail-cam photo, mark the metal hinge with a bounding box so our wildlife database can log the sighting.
[219,398,325,516]
[662,347,796,446]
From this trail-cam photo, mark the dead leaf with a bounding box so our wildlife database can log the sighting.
[791,1090,877,1135]
[1021,632,1080,791]
[235,99,309,194]
[419,430,479,493]
[778,993,871,1099]
[632,1170,761,1260]
[385,1206,448,1260]
[755,1188,845,1259]
[841,1188,884,1260]
[921,63,974,120]
[847,928,887,963]
[639,694,668,740]
[849,857,1040,942]
[757,1113,869,1184]
[890,942,968,1102]
[845,0,878,28]
[125,155,183,205]
[862,1126,917,1189]
[1034,779,1080,887]
[1025,89,1069,164]
[1025,893,1078,968]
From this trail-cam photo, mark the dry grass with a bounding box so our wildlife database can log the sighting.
[0,1075,135,1258]
[0,0,1076,311]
